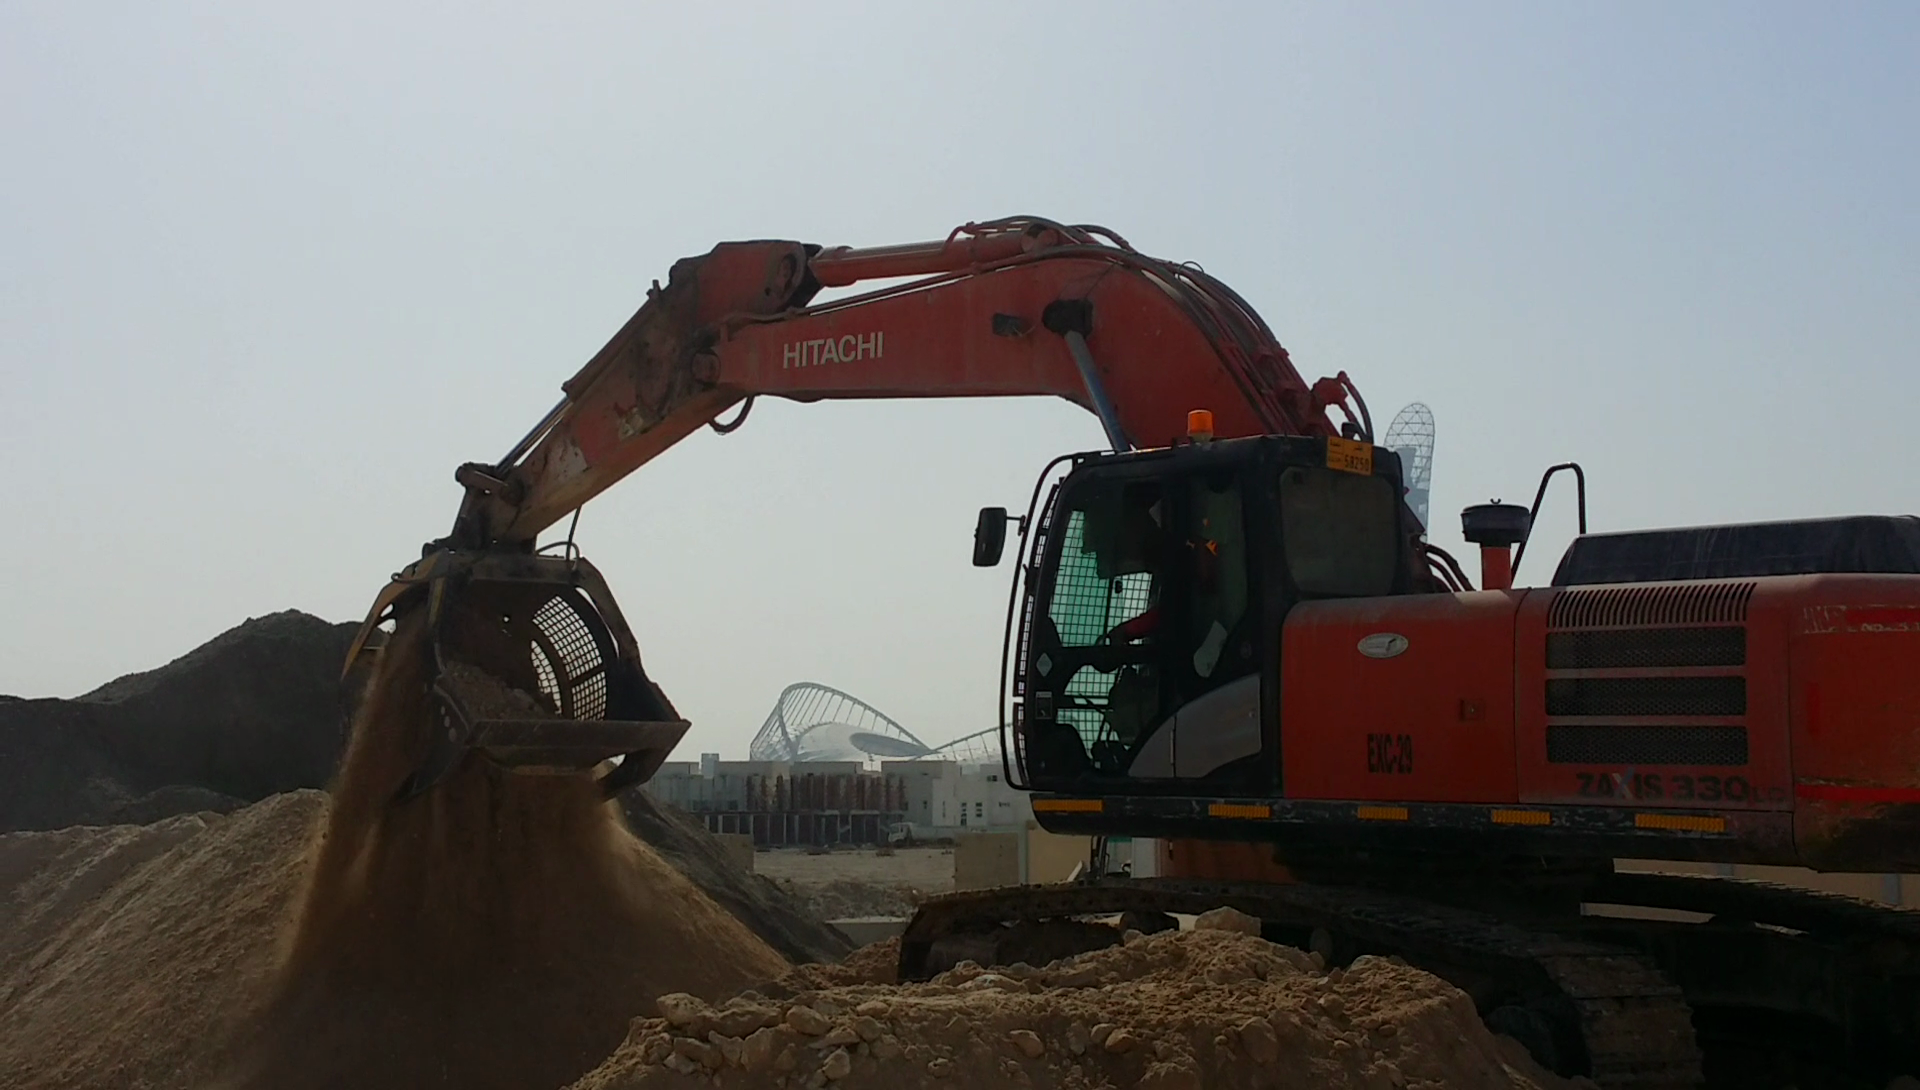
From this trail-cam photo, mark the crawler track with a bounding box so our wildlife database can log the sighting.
[1581,871,1920,1084]
[1595,870,1920,944]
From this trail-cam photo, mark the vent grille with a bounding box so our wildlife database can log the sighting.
[1547,676,1746,717]
[1546,627,1747,669]
[1548,581,1755,629]
[1547,725,1749,766]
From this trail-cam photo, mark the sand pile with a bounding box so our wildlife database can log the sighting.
[571,915,1572,1090]
[215,611,789,1090]
[0,792,323,1089]
[2,605,848,964]
[622,790,853,965]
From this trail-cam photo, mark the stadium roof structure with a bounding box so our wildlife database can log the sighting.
[747,682,1005,766]
[749,682,932,764]
[922,726,1002,765]
[1383,401,1436,529]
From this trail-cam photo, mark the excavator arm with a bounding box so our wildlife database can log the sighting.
[447,217,1356,549]
[353,216,1369,799]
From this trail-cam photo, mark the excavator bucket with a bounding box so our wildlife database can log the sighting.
[346,550,689,800]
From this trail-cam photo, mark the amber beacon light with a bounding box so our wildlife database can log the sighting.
[1187,408,1215,442]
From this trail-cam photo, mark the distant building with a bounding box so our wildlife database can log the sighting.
[642,754,1030,847]
[644,757,906,846]
[883,759,1029,838]
[687,682,1035,844]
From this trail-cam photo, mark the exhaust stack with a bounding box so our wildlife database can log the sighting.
[1460,502,1532,591]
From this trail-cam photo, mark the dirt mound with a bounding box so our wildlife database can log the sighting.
[572,925,1571,1090]
[772,876,924,921]
[2,790,1577,1090]
[623,790,853,965]
[215,612,789,1090]
[0,605,847,966]
[0,792,322,1090]
[0,776,804,1090]
[0,611,356,831]
[769,935,902,993]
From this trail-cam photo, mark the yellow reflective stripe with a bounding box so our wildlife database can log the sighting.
[1356,805,1409,822]
[1635,812,1726,833]
[1033,798,1104,814]
[1491,809,1552,826]
[1208,803,1272,819]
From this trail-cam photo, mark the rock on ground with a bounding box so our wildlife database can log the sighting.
[769,876,926,921]
[570,927,1575,1090]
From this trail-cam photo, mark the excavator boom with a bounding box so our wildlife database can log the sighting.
[353,216,1360,800]
[448,217,1347,549]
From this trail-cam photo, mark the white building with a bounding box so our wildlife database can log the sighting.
[882,759,1030,837]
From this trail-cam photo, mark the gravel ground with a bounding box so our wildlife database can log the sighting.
[754,846,954,919]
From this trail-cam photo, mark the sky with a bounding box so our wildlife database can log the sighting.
[3,2,1915,758]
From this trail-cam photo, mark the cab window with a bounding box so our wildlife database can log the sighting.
[1278,466,1398,597]
[1046,480,1164,647]
[1182,470,1249,680]
[1036,480,1168,768]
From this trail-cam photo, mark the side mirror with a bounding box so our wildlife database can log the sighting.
[973,506,1010,567]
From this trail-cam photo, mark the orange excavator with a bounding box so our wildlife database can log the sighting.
[350,217,1920,1089]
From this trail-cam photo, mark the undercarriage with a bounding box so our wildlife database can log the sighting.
[900,866,1920,1089]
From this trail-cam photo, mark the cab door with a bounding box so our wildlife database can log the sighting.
[1125,466,1266,784]
[1019,470,1175,783]
[1019,458,1270,789]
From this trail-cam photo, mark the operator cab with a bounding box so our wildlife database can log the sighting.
[986,435,1421,797]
